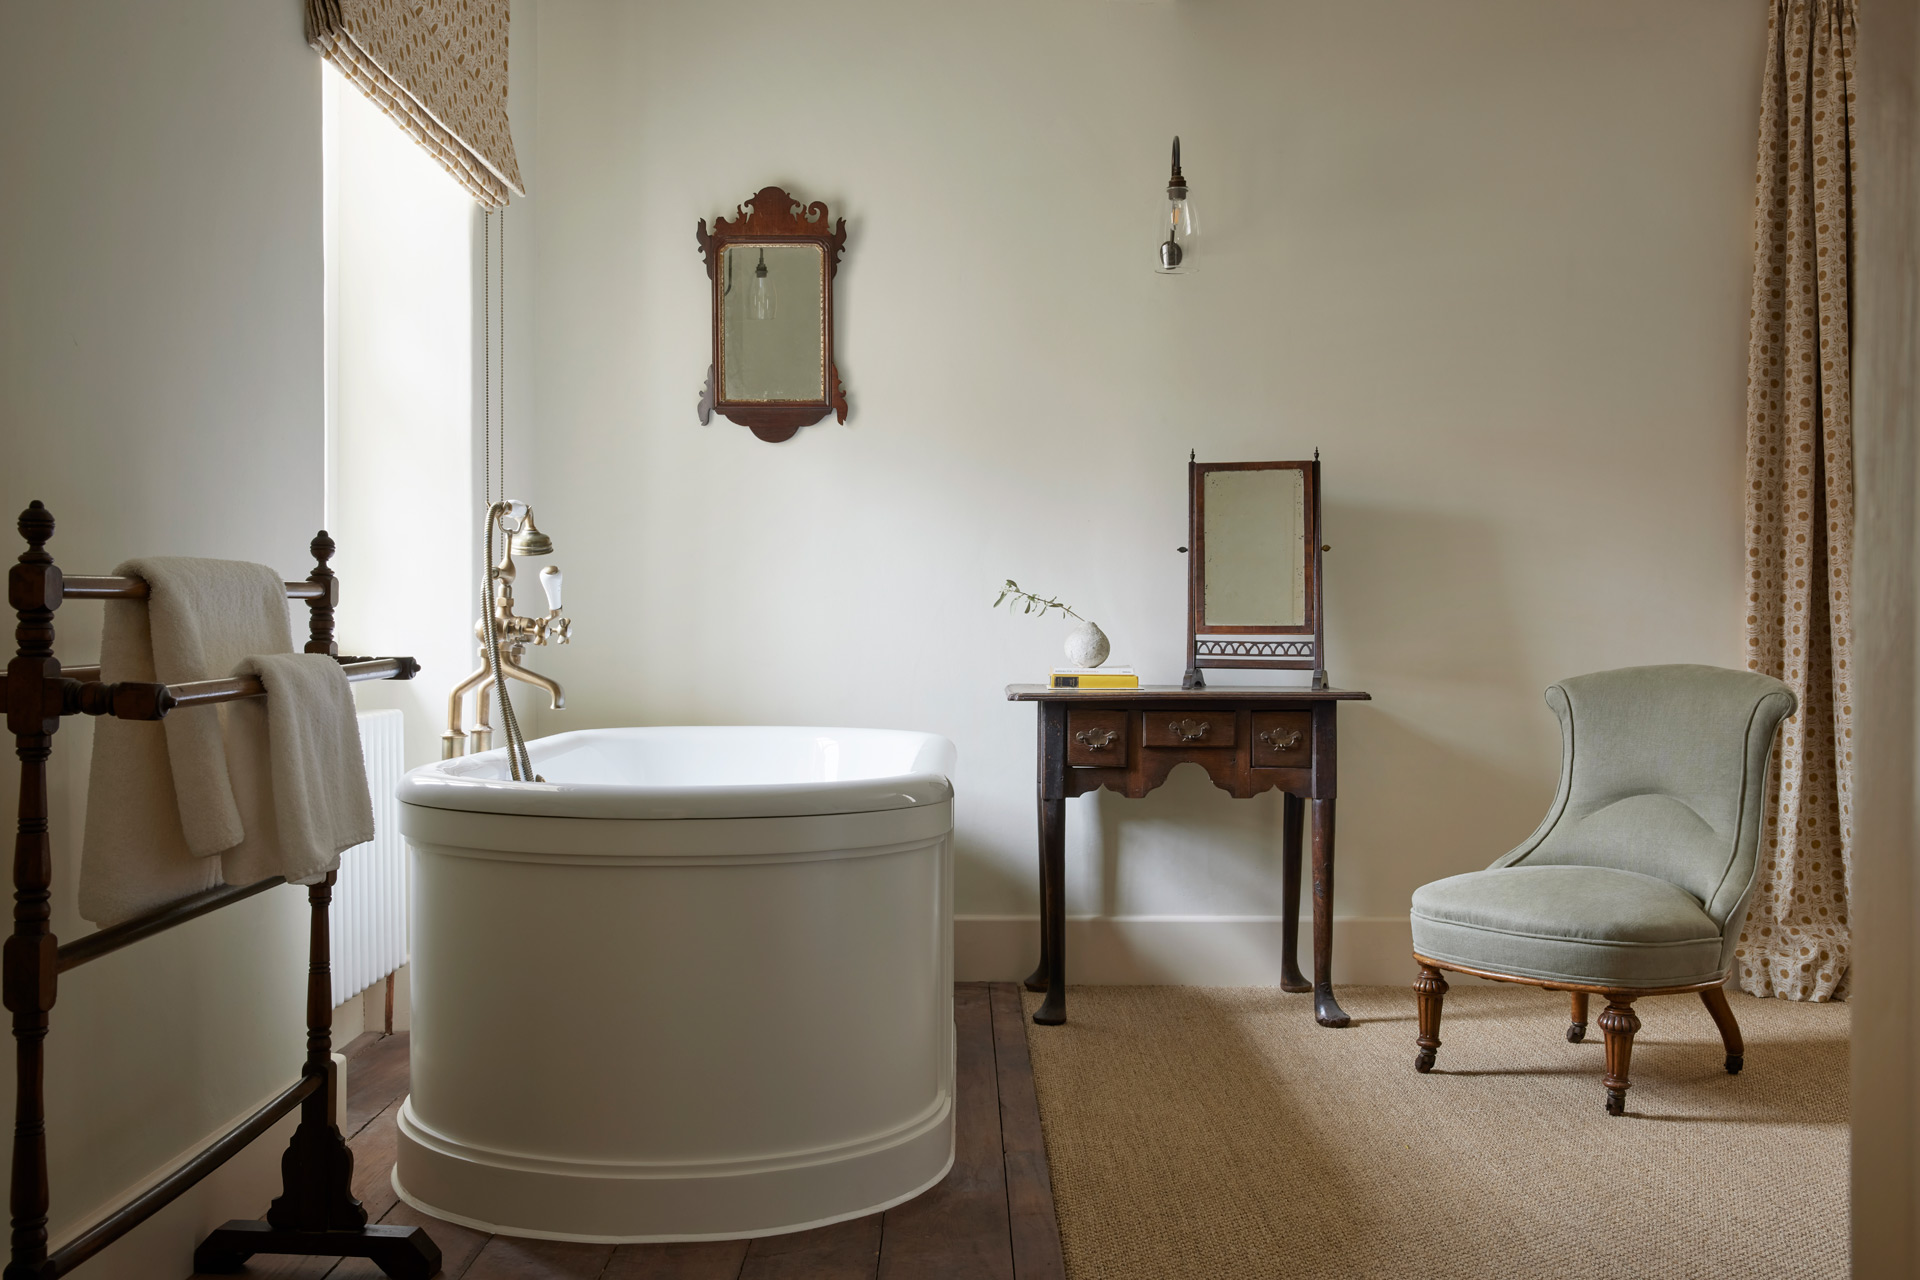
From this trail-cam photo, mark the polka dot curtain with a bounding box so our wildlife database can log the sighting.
[306,0,525,210]
[1737,0,1856,1002]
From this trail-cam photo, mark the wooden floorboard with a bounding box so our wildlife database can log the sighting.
[988,984,1066,1280]
[739,1216,882,1280]
[604,1240,751,1279]
[876,985,1013,1279]
[341,1031,413,1137]
[185,984,1060,1279]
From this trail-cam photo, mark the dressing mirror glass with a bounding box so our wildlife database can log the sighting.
[1183,458,1325,688]
[1203,468,1306,627]
[720,243,825,402]
[697,186,849,444]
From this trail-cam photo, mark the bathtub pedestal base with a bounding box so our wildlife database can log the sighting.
[393,1097,954,1243]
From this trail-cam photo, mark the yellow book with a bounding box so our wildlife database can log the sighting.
[1050,668,1140,689]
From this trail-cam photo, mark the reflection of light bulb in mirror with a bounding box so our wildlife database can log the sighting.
[751,248,775,320]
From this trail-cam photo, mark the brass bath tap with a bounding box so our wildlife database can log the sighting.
[443,501,572,761]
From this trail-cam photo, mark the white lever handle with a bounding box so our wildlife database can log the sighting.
[539,565,563,611]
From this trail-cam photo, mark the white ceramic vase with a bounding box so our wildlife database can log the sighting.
[1064,620,1110,668]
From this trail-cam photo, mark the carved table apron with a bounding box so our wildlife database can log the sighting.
[1006,685,1372,1028]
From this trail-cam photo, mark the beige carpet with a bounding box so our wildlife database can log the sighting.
[1023,984,1848,1279]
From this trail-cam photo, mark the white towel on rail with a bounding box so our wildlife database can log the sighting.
[79,557,291,925]
[221,654,373,888]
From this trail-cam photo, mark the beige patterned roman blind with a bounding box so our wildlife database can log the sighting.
[307,0,525,209]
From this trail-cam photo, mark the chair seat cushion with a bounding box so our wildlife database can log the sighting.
[1410,866,1726,988]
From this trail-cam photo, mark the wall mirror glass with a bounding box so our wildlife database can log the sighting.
[721,244,825,401]
[697,186,848,443]
[1183,457,1324,688]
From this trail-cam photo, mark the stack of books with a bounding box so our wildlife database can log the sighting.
[1049,666,1139,689]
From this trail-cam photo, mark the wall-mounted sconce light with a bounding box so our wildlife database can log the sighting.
[1156,136,1197,274]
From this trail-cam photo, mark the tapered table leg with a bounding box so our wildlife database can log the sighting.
[1279,792,1309,992]
[1023,722,1051,996]
[1032,797,1067,1025]
[1031,702,1069,1025]
[1311,798,1349,1027]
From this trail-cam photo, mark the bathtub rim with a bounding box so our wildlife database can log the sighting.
[403,725,956,822]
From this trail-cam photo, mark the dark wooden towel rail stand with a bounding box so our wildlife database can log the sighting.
[4,502,438,1279]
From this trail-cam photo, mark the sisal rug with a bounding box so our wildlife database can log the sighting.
[1023,984,1847,1279]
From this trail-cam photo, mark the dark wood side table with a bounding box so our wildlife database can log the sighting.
[1007,684,1371,1029]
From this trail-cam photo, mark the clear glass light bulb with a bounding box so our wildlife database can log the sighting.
[1169,194,1196,241]
[751,248,775,320]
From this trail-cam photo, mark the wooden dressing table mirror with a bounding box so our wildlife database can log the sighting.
[1009,455,1369,1028]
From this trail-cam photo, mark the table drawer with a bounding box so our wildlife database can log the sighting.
[1252,711,1312,768]
[1067,709,1129,766]
[1142,711,1236,750]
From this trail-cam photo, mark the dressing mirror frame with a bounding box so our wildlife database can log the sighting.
[696,186,849,443]
[1182,456,1325,689]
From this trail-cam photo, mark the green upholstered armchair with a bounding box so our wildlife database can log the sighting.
[1408,665,1796,1116]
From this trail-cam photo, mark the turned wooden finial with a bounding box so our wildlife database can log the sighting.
[17,501,53,560]
[304,530,338,657]
[14,502,62,668]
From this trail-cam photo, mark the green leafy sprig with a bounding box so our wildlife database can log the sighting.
[994,580,1082,621]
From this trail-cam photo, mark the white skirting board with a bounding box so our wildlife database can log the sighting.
[954,915,1422,987]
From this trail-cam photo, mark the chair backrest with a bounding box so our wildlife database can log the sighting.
[1495,664,1796,927]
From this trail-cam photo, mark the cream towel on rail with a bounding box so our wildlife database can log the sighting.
[221,654,372,888]
[79,558,293,926]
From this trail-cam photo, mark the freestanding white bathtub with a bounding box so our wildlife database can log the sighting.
[390,726,956,1242]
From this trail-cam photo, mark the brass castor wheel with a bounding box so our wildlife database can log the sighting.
[1414,1048,1436,1074]
[1725,1053,1743,1075]
[1604,1089,1626,1117]
[1567,1022,1586,1043]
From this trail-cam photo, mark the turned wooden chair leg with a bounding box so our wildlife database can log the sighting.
[1700,984,1745,1075]
[1414,965,1448,1073]
[1597,996,1640,1116]
[1567,991,1589,1043]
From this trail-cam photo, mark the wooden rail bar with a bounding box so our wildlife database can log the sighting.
[44,1075,320,1277]
[60,578,328,602]
[55,878,285,974]
[54,657,420,724]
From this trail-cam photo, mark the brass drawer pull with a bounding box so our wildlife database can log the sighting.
[1075,727,1118,751]
[1258,728,1303,752]
[1168,719,1211,743]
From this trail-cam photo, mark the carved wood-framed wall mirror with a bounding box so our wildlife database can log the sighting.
[1182,455,1326,689]
[696,186,849,443]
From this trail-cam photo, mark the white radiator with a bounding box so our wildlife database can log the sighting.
[330,709,407,1007]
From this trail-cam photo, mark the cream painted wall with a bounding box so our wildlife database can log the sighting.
[525,0,1767,975]
[0,2,322,1272]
